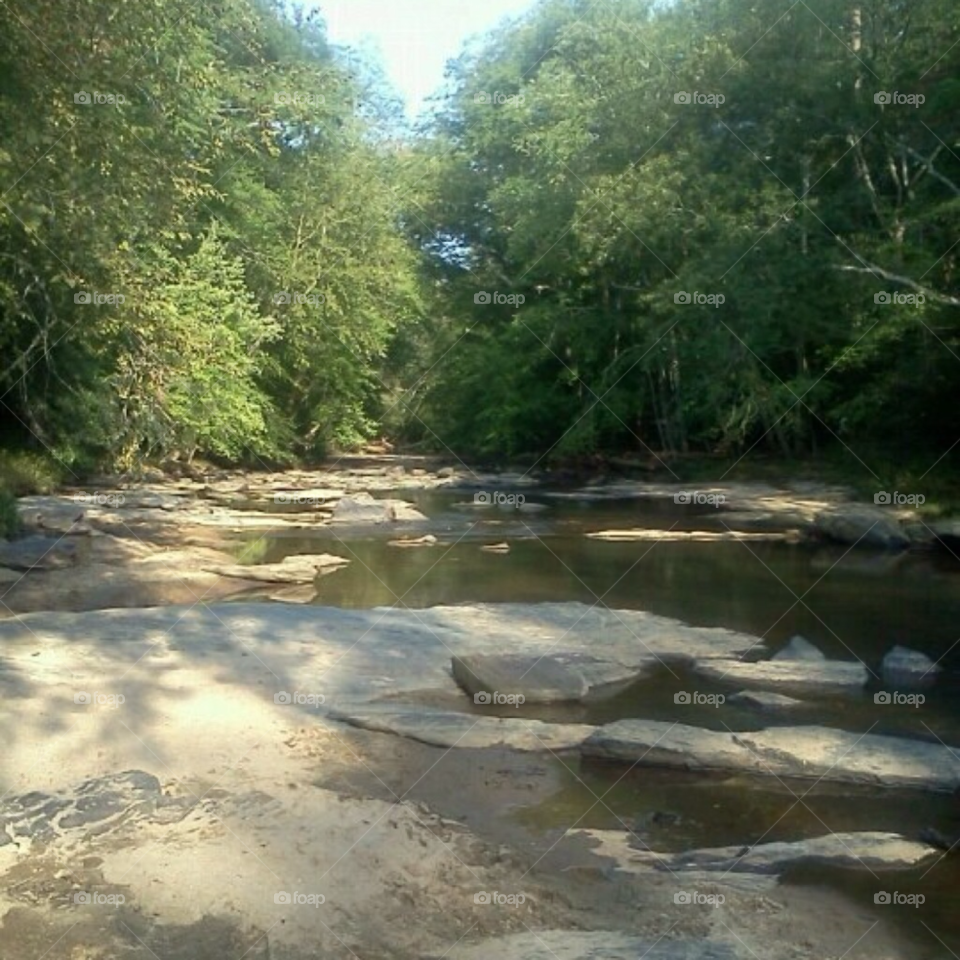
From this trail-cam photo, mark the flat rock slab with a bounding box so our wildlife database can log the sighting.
[728,690,806,711]
[204,553,350,583]
[452,653,651,703]
[582,720,960,791]
[621,831,940,874]
[453,654,589,703]
[0,602,764,718]
[330,709,596,751]
[0,535,79,570]
[587,529,787,542]
[693,658,869,695]
[442,931,749,960]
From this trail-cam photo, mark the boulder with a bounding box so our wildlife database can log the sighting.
[728,690,805,711]
[331,492,427,523]
[881,645,941,689]
[930,518,960,550]
[693,658,868,695]
[771,635,825,661]
[582,720,960,791]
[813,507,910,550]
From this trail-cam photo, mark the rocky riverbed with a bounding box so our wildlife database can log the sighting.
[0,457,958,959]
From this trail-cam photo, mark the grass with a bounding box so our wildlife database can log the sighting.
[0,448,63,496]
[0,448,65,538]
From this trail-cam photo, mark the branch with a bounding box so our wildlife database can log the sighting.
[835,262,960,306]
[899,143,960,197]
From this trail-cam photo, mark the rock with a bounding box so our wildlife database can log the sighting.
[480,542,510,553]
[728,690,805,711]
[881,645,941,689]
[331,709,595,751]
[814,507,910,550]
[0,535,79,571]
[331,492,427,523]
[693,658,868,695]
[582,720,960,791]
[903,523,936,546]
[453,654,589,703]
[271,487,343,504]
[595,831,939,874]
[771,635,825,661]
[441,931,750,960]
[586,529,787,542]
[437,467,455,478]
[267,585,319,604]
[0,601,762,709]
[930,519,960,550]
[0,546,270,613]
[203,554,349,584]
[388,535,438,548]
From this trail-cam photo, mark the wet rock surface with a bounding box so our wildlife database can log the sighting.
[692,658,870,695]
[582,720,960,791]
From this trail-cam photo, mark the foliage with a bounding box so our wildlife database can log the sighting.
[0,0,421,469]
[397,0,960,471]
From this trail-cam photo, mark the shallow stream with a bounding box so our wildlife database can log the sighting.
[235,486,960,956]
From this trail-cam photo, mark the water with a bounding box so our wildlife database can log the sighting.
[231,487,960,957]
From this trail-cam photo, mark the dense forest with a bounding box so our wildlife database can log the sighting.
[1,0,957,476]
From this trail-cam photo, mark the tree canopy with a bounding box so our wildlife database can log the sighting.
[0,0,957,475]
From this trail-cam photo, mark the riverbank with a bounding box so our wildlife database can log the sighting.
[0,459,958,959]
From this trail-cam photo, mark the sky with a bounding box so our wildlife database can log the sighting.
[310,0,538,118]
